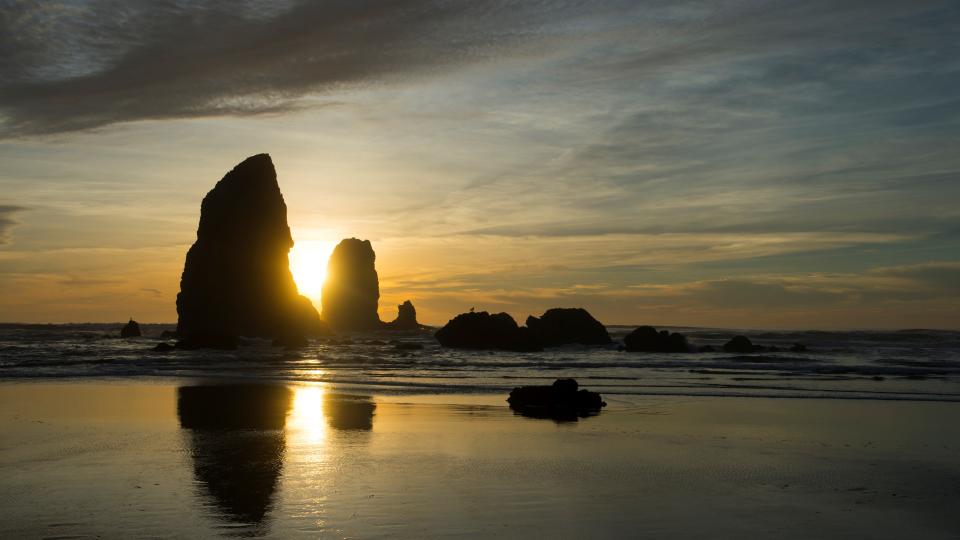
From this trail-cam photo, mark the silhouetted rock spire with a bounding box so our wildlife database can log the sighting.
[321,238,382,331]
[175,154,321,346]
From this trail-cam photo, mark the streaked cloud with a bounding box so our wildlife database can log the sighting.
[0,1,958,328]
[0,0,599,136]
[0,205,26,245]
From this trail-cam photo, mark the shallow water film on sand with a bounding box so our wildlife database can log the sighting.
[1,382,959,539]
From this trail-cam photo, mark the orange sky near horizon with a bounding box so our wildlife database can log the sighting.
[1,2,958,330]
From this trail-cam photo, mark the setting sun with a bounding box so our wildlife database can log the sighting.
[289,240,336,304]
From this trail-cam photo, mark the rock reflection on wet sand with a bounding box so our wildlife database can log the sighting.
[176,384,377,532]
[2,382,960,539]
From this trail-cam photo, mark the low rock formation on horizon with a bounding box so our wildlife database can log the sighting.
[507,378,606,421]
[320,238,382,331]
[120,318,141,338]
[175,154,321,348]
[721,335,803,354]
[436,307,611,351]
[435,311,542,352]
[623,325,690,352]
[385,300,421,331]
[526,308,611,346]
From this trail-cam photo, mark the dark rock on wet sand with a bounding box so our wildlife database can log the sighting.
[623,325,689,352]
[525,308,611,346]
[507,378,606,421]
[175,154,321,348]
[154,342,175,352]
[120,319,141,338]
[435,311,542,352]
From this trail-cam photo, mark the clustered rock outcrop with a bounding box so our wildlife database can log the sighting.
[435,308,611,351]
[434,311,542,352]
[434,311,809,358]
[175,154,322,348]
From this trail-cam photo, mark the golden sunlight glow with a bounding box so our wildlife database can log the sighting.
[288,385,327,443]
[289,240,336,303]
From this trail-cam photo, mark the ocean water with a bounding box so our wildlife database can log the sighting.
[1,323,958,402]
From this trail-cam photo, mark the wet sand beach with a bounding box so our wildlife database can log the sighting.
[1,381,958,539]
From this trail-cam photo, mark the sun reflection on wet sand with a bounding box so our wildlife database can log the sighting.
[288,385,327,444]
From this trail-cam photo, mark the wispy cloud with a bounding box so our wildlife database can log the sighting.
[0,205,26,245]
[2,1,959,327]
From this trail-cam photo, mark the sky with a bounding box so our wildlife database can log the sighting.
[1,0,958,329]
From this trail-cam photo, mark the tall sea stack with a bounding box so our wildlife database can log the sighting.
[176,154,320,347]
[321,238,382,331]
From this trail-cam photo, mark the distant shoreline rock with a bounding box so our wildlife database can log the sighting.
[435,307,611,351]
[723,335,755,353]
[120,319,141,338]
[623,325,689,352]
[721,335,809,354]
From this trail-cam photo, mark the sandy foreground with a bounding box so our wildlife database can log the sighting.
[0,380,958,539]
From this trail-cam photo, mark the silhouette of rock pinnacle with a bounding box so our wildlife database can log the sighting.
[175,154,321,346]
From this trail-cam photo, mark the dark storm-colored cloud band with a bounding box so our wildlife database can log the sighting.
[6,1,957,137]
[0,0,588,136]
